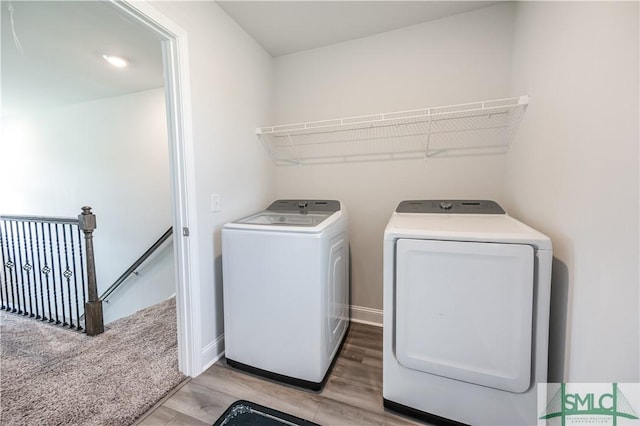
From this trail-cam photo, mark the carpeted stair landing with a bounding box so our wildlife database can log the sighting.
[0,297,185,426]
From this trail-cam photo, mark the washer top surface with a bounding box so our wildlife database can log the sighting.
[385,200,551,250]
[225,200,344,233]
[236,211,331,227]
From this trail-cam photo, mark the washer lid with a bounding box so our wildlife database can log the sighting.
[225,200,344,233]
[236,211,331,227]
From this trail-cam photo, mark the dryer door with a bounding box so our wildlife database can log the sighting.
[395,239,534,393]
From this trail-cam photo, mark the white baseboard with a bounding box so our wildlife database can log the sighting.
[350,305,383,327]
[201,334,225,373]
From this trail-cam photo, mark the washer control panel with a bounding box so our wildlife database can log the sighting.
[396,200,505,214]
[267,199,341,214]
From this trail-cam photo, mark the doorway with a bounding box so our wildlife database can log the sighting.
[0,0,198,376]
[107,1,198,376]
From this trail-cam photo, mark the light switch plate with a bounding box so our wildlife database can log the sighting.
[211,194,221,212]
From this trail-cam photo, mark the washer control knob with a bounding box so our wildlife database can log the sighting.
[439,201,453,210]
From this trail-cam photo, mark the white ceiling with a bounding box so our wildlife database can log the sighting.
[1,1,164,116]
[1,1,498,116]
[216,1,499,57]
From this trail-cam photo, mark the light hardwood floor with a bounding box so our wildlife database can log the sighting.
[135,323,425,425]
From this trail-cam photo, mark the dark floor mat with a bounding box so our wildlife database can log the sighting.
[213,400,319,426]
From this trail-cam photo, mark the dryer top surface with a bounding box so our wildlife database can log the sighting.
[384,210,551,250]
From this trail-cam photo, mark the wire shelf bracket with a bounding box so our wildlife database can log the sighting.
[257,96,529,166]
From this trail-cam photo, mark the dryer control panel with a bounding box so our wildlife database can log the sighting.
[396,200,505,214]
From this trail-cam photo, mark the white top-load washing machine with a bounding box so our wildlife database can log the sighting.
[383,200,552,425]
[222,200,349,390]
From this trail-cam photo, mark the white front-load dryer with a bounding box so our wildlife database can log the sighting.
[222,200,349,390]
[383,200,552,425]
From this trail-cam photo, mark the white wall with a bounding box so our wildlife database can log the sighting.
[149,1,275,372]
[273,4,516,316]
[102,241,175,324]
[0,88,176,323]
[504,2,639,382]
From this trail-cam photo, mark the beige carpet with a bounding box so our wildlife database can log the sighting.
[0,297,186,426]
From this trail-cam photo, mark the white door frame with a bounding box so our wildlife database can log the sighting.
[108,0,201,376]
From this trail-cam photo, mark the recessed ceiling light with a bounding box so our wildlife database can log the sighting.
[102,54,128,68]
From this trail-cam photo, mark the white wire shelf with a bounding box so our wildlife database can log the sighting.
[257,96,529,166]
